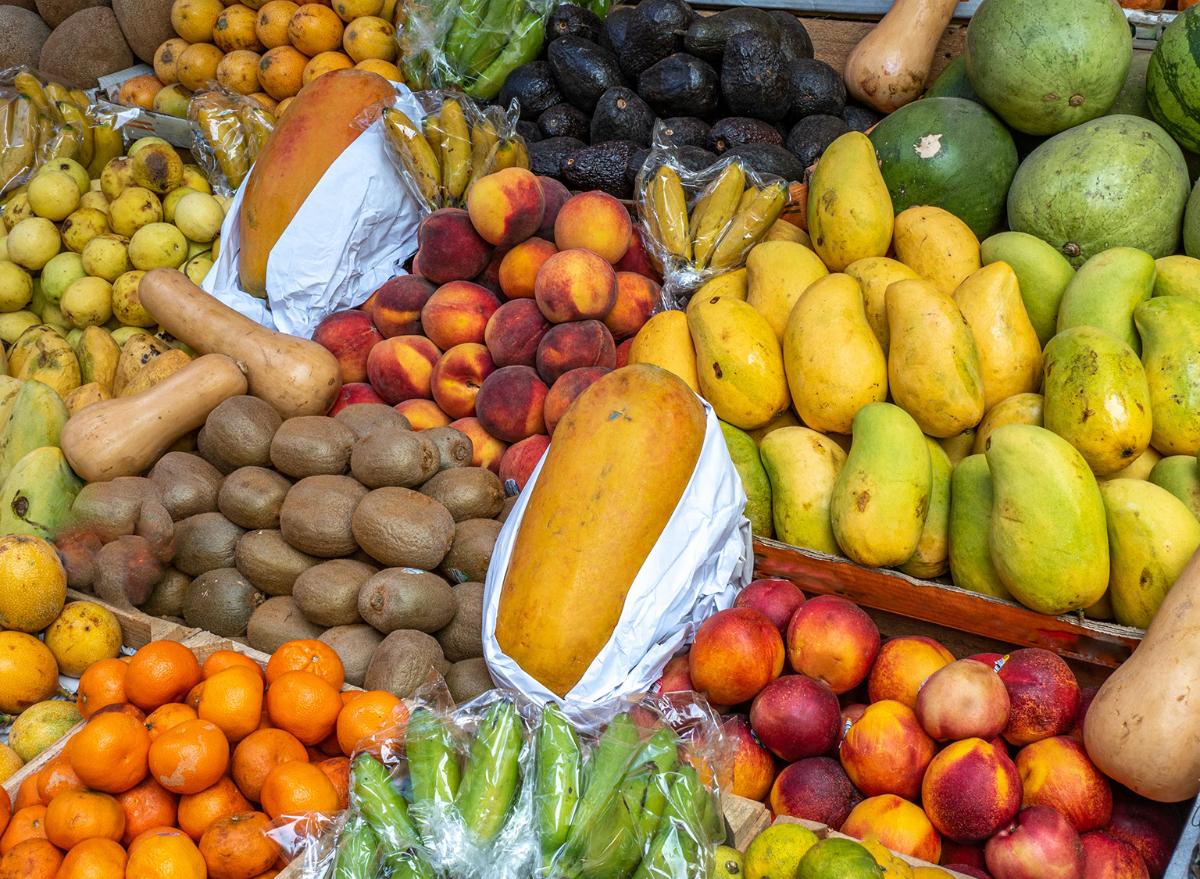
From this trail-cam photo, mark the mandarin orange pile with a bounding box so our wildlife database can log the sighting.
[0,638,409,879]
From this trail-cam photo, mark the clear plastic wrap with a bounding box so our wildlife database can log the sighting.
[188,84,277,196]
[0,66,95,195]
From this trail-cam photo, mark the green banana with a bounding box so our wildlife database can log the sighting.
[0,446,82,542]
[443,0,491,68]
[0,378,69,487]
[333,819,379,879]
[406,708,461,806]
[630,821,701,879]
[536,703,582,865]
[381,849,437,879]
[455,700,524,840]
[567,713,640,849]
[662,767,703,837]
[461,0,523,75]
[468,11,544,99]
[351,753,421,853]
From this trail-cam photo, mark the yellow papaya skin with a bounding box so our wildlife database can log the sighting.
[628,311,701,395]
[973,393,1044,456]
[806,132,893,272]
[1134,296,1200,456]
[947,454,1012,601]
[898,437,952,579]
[758,426,846,555]
[495,364,706,697]
[893,206,981,295]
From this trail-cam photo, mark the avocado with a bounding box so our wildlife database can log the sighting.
[517,120,542,142]
[841,103,882,133]
[548,35,627,113]
[769,11,814,62]
[499,61,564,121]
[598,4,633,56]
[546,4,602,43]
[563,140,641,197]
[539,102,590,142]
[636,52,719,118]
[720,32,791,123]
[785,114,850,167]
[683,8,779,63]
[659,116,710,149]
[528,136,586,179]
[626,148,650,190]
[708,116,784,153]
[677,145,719,173]
[618,0,695,79]
[724,142,805,182]
[591,87,657,146]
[787,59,846,122]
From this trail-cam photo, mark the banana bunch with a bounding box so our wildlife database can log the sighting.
[642,161,787,276]
[190,91,276,192]
[381,96,528,211]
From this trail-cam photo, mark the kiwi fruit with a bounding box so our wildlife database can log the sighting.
[421,426,473,471]
[350,427,438,489]
[173,512,246,577]
[36,0,106,30]
[497,495,518,523]
[197,426,239,475]
[292,559,377,627]
[235,529,321,596]
[37,8,132,87]
[351,488,455,570]
[445,658,495,704]
[218,467,292,530]
[204,396,283,469]
[70,477,161,544]
[319,624,385,688]
[440,518,502,584]
[419,468,505,522]
[435,582,484,662]
[183,568,264,636]
[136,498,175,566]
[93,535,165,607]
[280,475,369,558]
[247,596,326,653]
[358,569,457,635]
[149,452,224,520]
[363,629,445,699]
[112,0,175,64]
[270,416,356,478]
[335,404,412,439]
[137,567,192,618]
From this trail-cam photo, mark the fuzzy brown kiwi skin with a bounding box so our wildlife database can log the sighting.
[247,596,326,653]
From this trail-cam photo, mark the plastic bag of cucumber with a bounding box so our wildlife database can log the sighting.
[296,688,732,879]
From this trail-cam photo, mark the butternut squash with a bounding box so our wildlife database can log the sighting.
[843,0,961,113]
[137,268,343,418]
[1083,546,1200,802]
[60,354,248,482]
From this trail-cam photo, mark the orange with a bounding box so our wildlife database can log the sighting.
[125,642,201,713]
[145,703,199,741]
[125,828,206,879]
[335,690,407,756]
[114,776,179,847]
[315,757,349,810]
[214,4,265,52]
[202,651,265,682]
[199,812,278,879]
[287,4,344,56]
[258,763,339,821]
[342,15,396,63]
[56,837,127,879]
[0,806,47,855]
[230,729,308,803]
[0,838,62,879]
[301,50,353,85]
[76,658,128,719]
[44,791,125,849]
[90,702,147,725]
[70,712,151,795]
[149,719,230,795]
[354,59,401,81]
[265,672,341,747]
[177,777,251,842]
[0,790,9,839]
[257,46,307,100]
[254,0,299,49]
[185,682,205,711]
[13,777,41,811]
[265,640,344,689]
[198,666,264,745]
[35,758,84,804]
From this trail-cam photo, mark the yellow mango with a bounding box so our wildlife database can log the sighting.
[765,219,812,249]
[746,409,801,444]
[952,262,1043,411]
[948,454,1012,601]
[1152,255,1200,303]
[844,256,920,354]
[745,240,829,341]
[972,393,1044,455]
[806,132,893,272]
[1057,247,1155,355]
[75,325,120,396]
[628,310,700,395]
[687,269,747,320]
[759,426,846,554]
[893,206,981,295]
[1134,296,1200,456]
[782,273,886,434]
[62,381,108,415]
[898,437,952,579]
[1149,455,1200,519]
[981,231,1075,347]
[938,430,976,467]
[1084,590,1114,620]
[886,279,986,438]
[1096,447,1162,483]
[15,332,81,399]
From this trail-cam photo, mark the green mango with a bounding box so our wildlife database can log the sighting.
[899,437,953,579]
[0,446,83,541]
[0,379,69,487]
[980,231,1076,347]
[948,455,1012,601]
[1149,455,1200,521]
[0,377,24,430]
[1042,326,1153,476]
[1152,255,1200,303]
[937,429,977,467]
[759,426,846,555]
[986,424,1109,614]
[831,402,931,568]
[1099,478,1200,628]
[1056,247,1156,355]
[719,420,773,538]
[1134,296,1200,456]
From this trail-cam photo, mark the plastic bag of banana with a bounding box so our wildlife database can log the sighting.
[188,85,276,196]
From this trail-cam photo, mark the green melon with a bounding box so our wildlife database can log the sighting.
[869,97,1017,239]
[1148,6,1200,152]
[964,0,1132,135]
[1007,115,1190,266]
[924,56,983,105]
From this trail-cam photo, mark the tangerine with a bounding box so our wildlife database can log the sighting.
[56,837,127,879]
[258,762,339,821]
[198,666,264,744]
[230,728,308,803]
[198,811,279,879]
[13,777,41,811]
[202,651,265,682]
[114,776,179,847]
[0,837,62,879]
[69,712,151,794]
[125,827,207,879]
[315,757,349,810]
[148,719,230,795]
[265,641,344,689]
[125,643,201,713]
[44,790,125,849]
[35,758,85,804]
[76,658,129,719]
[177,776,251,842]
[265,672,341,746]
[335,690,407,757]
[145,703,199,741]
[0,806,47,855]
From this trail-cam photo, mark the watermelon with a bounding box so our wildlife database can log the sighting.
[1007,115,1190,266]
[964,0,1132,135]
[869,97,1017,239]
[924,56,983,105]
[1185,183,1200,258]
[1148,5,1200,152]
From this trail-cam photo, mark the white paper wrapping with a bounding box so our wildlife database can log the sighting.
[201,85,426,339]
[482,396,753,720]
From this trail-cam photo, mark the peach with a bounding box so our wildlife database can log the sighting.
[430,342,497,419]
[984,806,1086,879]
[394,399,452,430]
[474,365,549,443]
[498,434,550,491]
[328,382,387,415]
[841,794,943,864]
[921,738,1023,843]
[415,207,494,284]
[1105,787,1185,879]
[655,654,693,695]
[1080,832,1150,879]
[448,417,508,474]
[466,167,545,246]
[366,335,442,404]
[997,649,1081,747]
[536,320,617,385]
[839,699,936,800]
[485,299,553,368]
[769,757,862,830]
[544,367,610,436]
[941,841,988,870]
[358,288,378,315]
[498,237,558,299]
[689,608,785,706]
[421,281,501,350]
[967,652,1005,670]
[536,176,571,240]
[1016,737,1112,833]
[725,714,776,801]
[915,659,1011,743]
[748,674,840,762]
[1068,686,1099,746]
[534,248,619,323]
[471,244,509,298]
[371,274,437,338]
[735,580,804,633]
[786,595,880,695]
[312,308,383,384]
[613,226,662,282]
[604,272,660,341]
[615,338,634,369]
[866,635,955,709]
[840,703,867,741]
[553,190,632,263]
